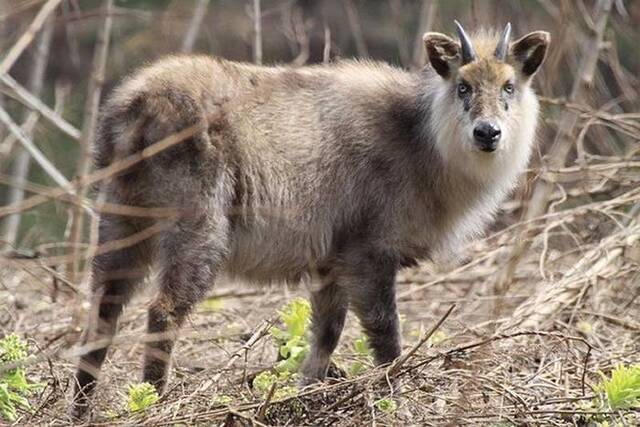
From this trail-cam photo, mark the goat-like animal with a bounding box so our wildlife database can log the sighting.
[71,22,549,417]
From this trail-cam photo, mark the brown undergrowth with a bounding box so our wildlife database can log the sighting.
[1,1,639,426]
[1,198,639,426]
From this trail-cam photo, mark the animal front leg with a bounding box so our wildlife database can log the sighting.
[344,252,401,366]
[300,282,348,384]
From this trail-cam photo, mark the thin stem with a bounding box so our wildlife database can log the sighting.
[0,0,63,77]
[68,0,115,326]
[2,14,55,246]
[253,0,263,65]
[181,0,210,53]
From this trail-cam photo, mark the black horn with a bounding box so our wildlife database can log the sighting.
[494,22,512,61]
[454,20,476,64]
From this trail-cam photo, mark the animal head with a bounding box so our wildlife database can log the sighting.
[423,21,550,180]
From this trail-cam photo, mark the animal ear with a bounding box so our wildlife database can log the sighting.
[510,31,550,77]
[423,32,459,79]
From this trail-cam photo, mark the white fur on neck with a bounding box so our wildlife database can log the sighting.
[424,79,539,257]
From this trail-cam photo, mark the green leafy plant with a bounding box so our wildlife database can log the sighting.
[269,298,311,374]
[199,296,224,312]
[429,330,448,346]
[253,371,281,396]
[0,334,42,422]
[126,382,159,413]
[252,371,298,401]
[576,320,594,335]
[0,335,28,363]
[252,370,304,421]
[348,335,373,376]
[250,299,312,403]
[594,364,640,410]
[374,398,397,414]
[212,394,233,406]
[272,385,298,401]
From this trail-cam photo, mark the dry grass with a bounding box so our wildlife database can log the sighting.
[1,1,639,426]
[1,197,639,425]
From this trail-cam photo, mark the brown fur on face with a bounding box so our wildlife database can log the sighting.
[71,24,549,419]
[423,25,549,185]
[457,59,515,119]
[424,27,549,122]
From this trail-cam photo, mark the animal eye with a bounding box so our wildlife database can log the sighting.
[457,83,471,97]
[503,83,515,94]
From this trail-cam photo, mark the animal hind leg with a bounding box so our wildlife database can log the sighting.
[71,215,153,418]
[142,216,229,393]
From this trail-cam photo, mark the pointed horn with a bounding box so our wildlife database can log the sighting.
[454,20,476,64]
[494,22,512,61]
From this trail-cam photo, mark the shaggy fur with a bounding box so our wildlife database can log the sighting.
[71,25,550,418]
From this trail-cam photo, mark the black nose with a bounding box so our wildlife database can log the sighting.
[473,122,501,152]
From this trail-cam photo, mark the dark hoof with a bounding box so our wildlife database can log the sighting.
[68,402,89,423]
[326,362,347,380]
[297,374,320,388]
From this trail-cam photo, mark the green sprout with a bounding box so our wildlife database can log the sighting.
[0,334,42,422]
[126,382,159,413]
[577,321,594,335]
[348,335,373,376]
[199,296,224,312]
[595,364,640,410]
[269,298,311,374]
[272,385,298,401]
[212,394,233,406]
[0,335,28,363]
[252,371,298,401]
[253,370,303,421]
[253,371,281,396]
[251,299,311,403]
[429,330,448,346]
[374,398,397,414]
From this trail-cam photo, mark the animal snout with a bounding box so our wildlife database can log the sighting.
[473,121,501,152]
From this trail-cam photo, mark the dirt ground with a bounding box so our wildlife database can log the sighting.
[1,1,639,425]
[2,211,639,426]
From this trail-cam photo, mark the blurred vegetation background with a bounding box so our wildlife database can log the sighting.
[1,3,639,423]
[0,0,638,249]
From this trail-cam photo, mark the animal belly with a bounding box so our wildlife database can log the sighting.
[225,223,330,284]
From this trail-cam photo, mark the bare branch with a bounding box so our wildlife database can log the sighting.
[344,0,368,58]
[494,0,615,299]
[60,0,82,67]
[2,13,55,247]
[387,304,456,376]
[411,0,436,69]
[388,0,410,67]
[510,222,640,330]
[0,123,205,221]
[253,0,263,65]
[1,74,81,140]
[69,0,115,288]
[284,5,310,67]
[323,23,331,64]
[0,0,63,77]
[0,107,70,190]
[181,0,210,53]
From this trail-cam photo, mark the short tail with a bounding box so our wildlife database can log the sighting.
[92,88,211,173]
